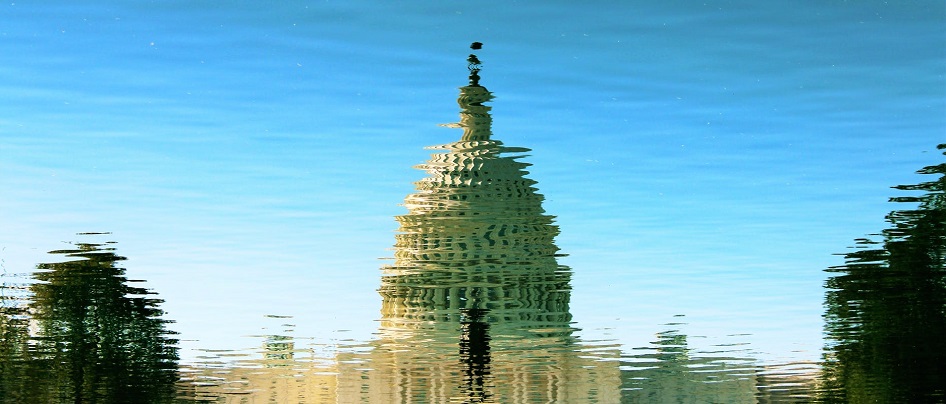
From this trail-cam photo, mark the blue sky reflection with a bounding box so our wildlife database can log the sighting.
[1,1,944,364]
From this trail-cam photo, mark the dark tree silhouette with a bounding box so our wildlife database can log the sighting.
[821,144,946,403]
[0,240,179,403]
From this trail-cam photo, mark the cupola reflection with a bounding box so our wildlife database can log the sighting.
[342,43,622,403]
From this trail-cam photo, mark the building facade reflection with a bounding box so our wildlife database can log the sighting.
[181,47,821,403]
[177,319,339,403]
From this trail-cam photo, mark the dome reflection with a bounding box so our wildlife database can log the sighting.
[351,58,621,403]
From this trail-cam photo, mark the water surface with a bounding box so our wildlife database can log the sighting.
[1,1,944,402]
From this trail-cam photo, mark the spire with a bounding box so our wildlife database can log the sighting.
[467,41,483,86]
[455,42,494,142]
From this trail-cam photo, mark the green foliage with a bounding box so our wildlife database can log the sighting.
[820,144,946,403]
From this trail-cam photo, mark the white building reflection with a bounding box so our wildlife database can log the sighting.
[179,51,818,403]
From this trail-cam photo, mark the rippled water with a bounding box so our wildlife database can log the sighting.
[2,1,945,403]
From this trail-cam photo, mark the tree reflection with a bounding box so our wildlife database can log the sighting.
[0,238,179,403]
[821,144,946,402]
[0,281,38,402]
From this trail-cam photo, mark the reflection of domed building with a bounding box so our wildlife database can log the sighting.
[181,47,821,402]
[388,85,559,271]
[337,52,622,403]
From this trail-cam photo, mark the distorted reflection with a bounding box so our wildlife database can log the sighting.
[0,236,179,403]
[620,325,757,402]
[338,49,623,403]
[820,144,946,403]
[178,317,339,402]
[180,47,824,402]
